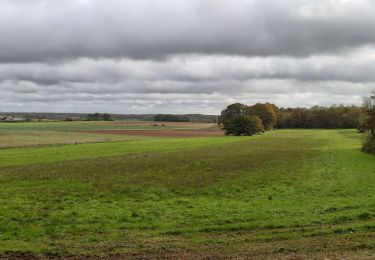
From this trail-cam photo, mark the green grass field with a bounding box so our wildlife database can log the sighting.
[0,126,374,259]
[0,130,145,149]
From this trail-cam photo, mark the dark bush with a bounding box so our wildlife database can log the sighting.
[361,91,375,154]
[362,134,375,154]
[224,115,264,136]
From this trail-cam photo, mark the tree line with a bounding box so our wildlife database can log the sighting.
[276,105,362,129]
[154,114,190,122]
[154,114,217,123]
[86,113,113,121]
[220,103,366,132]
[219,92,375,155]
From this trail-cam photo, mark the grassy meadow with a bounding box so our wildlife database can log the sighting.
[0,122,374,259]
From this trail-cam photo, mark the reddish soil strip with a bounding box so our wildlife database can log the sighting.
[82,130,225,138]
[92,121,217,128]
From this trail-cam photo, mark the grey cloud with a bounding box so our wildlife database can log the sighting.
[1,48,375,88]
[1,50,374,114]
[1,0,375,62]
[1,0,375,114]
[1,75,373,114]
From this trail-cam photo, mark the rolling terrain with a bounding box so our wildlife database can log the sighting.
[0,122,374,259]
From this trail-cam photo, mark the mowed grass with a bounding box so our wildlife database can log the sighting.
[0,129,374,258]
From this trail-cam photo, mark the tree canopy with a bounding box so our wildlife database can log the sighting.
[276,105,362,129]
[219,102,364,134]
[219,103,249,126]
[248,103,278,131]
[361,91,375,154]
[219,102,277,136]
[223,115,264,136]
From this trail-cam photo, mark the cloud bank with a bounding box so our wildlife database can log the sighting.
[0,0,374,113]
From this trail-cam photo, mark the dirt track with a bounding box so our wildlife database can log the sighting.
[82,130,225,138]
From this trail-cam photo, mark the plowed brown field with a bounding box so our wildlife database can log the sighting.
[82,130,225,137]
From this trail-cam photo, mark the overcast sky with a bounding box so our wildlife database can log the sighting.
[1,0,375,114]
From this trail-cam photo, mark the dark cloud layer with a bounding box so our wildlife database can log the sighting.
[1,0,375,62]
[0,0,374,113]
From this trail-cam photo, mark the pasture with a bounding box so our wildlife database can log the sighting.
[0,121,374,259]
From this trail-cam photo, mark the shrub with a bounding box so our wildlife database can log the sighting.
[224,115,264,136]
[362,133,375,154]
[361,91,375,154]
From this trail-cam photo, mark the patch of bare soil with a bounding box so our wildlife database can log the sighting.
[92,121,215,127]
[82,130,225,138]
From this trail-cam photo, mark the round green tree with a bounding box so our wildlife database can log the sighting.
[224,115,264,136]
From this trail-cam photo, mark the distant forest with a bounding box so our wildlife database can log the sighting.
[154,114,217,123]
[218,92,374,154]
[219,104,363,130]
[276,105,362,129]
[0,105,365,128]
[1,112,218,123]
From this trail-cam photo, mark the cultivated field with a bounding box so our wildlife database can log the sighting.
[0,121,221,148]
[0,122,374,259]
